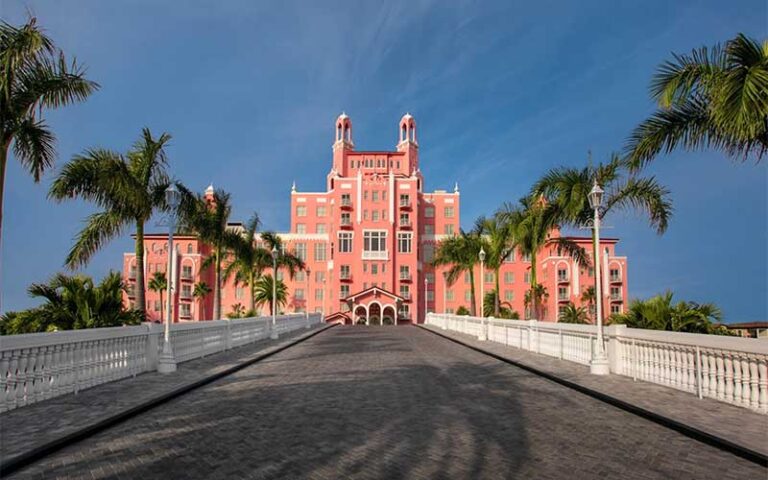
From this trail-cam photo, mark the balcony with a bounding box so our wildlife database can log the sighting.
[557,293,569,302]
[180,292,192,300]
[610,293,623,302]
[179,310,192,319]
[362,251,388,260]
[340,198,353,210]
[181,271,193,282]
[399,199,412,210]
[401,293,412,302]
[340,272,353,282]
[126,286,136,298]
[340,218,353,229]
[128,270,136,280]
[399,219,412,229]
[399,272,412,282]
[610,275,622,283]
[398,312,411,320]
[557,273,569,283]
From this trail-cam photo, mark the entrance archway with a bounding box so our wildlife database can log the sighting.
[382,305,396,325]
[354,305,367,325]
[368,303,382,326]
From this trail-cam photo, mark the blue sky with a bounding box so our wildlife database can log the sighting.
[2,0,766,321]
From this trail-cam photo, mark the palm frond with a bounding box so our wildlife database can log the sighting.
[65,210,127,269]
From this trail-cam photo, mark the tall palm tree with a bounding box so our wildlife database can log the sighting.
[499,198,589,320]
[259,231,306,280]
[49,128,173,316]
[180,188,240,320]
[558,303,589,324]
[523,284,549,320]
[253,274,288,315]
[192,281,211,320]
[483,290,518,319]
[147,271,167,321]
[432,227,485,316]
[475,214,516,317]
[0,271,140,334]
[223,213,272,313]
[626,34,768,170]
[581,285,596,319]
[0,18,99,242]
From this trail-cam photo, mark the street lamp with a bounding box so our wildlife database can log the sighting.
[270,246,279,339]
[442,271,448,314]
[305,267,311,328]
[158,184,180,374]
[479,247,486,317]
[424,277,429,322]
[588,179,609,375]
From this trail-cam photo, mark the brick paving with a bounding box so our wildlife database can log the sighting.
[4,326,767,479]
[421,324,768,457]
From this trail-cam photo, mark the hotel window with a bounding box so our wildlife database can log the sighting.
[400,194,410,207]
[447,290,454,301]
[558,306,567,319]
[399,213,410,227]
[444,206,454,218]
[341,212,351,225]
[315,288,323,301]
[400,265,410,279]
[611,304,621,314]
[558,286,568,300]
[524,272,531,284]
[424,224,434,234]
[610,286,621,299]
[276,270,284,281]
[296,206,307,217]
[316,206,327,217]
[557,268,568,281]
[154,300,161,312]
[423,244,434,262]
[399,304,410,318]
[484,272,493,284]
[341,194,351,207]
[316,223,327,234]
[372,210,379,221]
[180,304,191,317]
[182,265,193,279]
[588,267,594,277]
[363,231,387,253]
[504,272,514,284]
[426,273,435,284]
[340,265,351,279]
[397,232,412,253]
[314,243,326,261]
[372,191,379,202]
[522,253,531,262]
[372,264,378,275]
[464,290,471,301]
[338,232,353,253]
[363,210,368,221]
[464,272,471,284]
[505,290,514,301]
[340,285,350,298]
[315,271,325,282]
[381,263,386,273]
[235,287,244,299]
[427,291,435,301]
[296,223,306,234]
[187,243,193,254]
[296,271,306,282]
[610,268,620,281]
[381,209,386,220]
[400,285,410,299]
[382,282,387,290]
[382,190,387,201]
[363,263,367,273]
[446,308,455,314]
[425,206,434,218]
[505,249,515,262]
[295,243,307,261]
[444,224,455,235]
[295,289,305,300]
[182,285,192,298]
[363,190,368,200]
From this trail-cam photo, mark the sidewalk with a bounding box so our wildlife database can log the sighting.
[420,324,768,461]
[0,324,333,473]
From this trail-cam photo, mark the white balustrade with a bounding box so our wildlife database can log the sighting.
[426,313,768,414]
[0,313,322,412]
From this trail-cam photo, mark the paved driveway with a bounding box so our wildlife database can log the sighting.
[9,326,765,479]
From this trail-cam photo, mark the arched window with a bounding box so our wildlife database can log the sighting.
[187,243,193,254]
[401,125,407,142]
[337,124,341,141]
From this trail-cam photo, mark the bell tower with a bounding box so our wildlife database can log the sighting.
[332,112,354,176]
[397,113,419,174]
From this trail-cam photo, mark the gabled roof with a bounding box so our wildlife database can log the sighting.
[343,286,403,303]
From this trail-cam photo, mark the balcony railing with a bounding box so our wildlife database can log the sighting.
[340,218,353,228]
[340,198,352,209]
[180,292,192,300]
[340,271,352,281]
[400,272,412,282]
[399,199,412,209]
[610,274,622,283]
[557,273,568,283]
[401,293,412,301]
[399,219,412,228]
[362,251,388,260]
[181,271,193,281]
[128,270,136,280]
[557,293,569,301]
[610,293,623,301]
[398,312,411,320]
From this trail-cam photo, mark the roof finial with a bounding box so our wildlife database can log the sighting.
[291,180,296,193]
[205,183,214,195]
[454,182,459,193]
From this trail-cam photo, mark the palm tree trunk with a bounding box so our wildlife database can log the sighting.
[249,271,255,313]
[135,221,146,315]
[469,269,477,316]
[0,141,8,249]
[494,267,501,316]
[159,290,164,321]
[213,247,222,320]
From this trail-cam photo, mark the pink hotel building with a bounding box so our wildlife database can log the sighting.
[123,114,628,324]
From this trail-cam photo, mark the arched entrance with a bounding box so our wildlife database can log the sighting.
[382,305,396,325]
[368,303,382,325]
[354,305,367,325]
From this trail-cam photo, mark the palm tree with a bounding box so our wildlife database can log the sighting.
[523,284,549,319]
[611,291,724,334]
[581,285,596,319]
[192,281,211,320]
[482,290,519,319]
[180,188,240,320]
[626,34,768,170]
[0,18,99,242]
[227,303,246,319]
[253,274,288,315]
[475,215,516,317]
[49,129,173,316]
[223,213,272,313]
[432,227,485,316]
[147,271,167,321]
[259,231,306,280]
[558,303,589,324]
[0,271,141,334]
[499,198,589,320]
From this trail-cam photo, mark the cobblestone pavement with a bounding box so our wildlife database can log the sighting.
[7,326,766,479]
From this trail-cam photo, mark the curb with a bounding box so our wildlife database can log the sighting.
[0,324,336,477]
[418,325,768,468]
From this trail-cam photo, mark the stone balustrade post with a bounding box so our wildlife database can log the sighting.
[528,320,538,353]
[225,320,233,350]
[144,323,160,372]
[606,324,626,374]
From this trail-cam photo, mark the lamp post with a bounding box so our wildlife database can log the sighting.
[305,267,311,328]
[478,247,487,341]
[158,184,180,374]
[589,179,610,375]
[442,271,448,314]
[270,246,279,339]
[424,277,429,323]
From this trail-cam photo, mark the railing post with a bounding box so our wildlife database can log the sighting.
[558,327,563,360]
[696,345,703,400]
[145,323,160,372]
[606,324,625,374]
[225,319,233,350]
[528,320,537,352]
[305,310,311,329]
